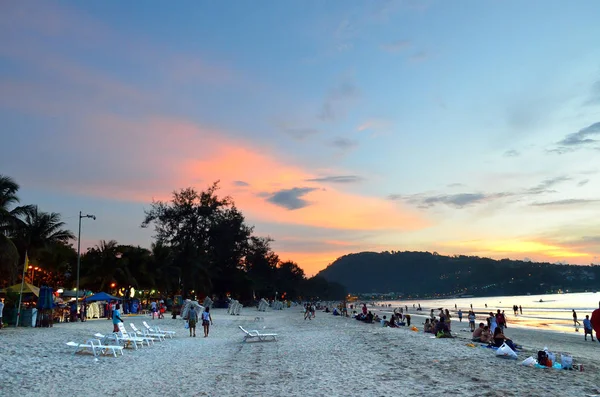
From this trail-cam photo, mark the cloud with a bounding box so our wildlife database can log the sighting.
[380,40,411,53]
[330,137,358,150]
[393,175,573,209]
[266,187,318,210]
[390,192,509,209]
[584,80,600,106]
[526,176,571,195]
[447,183,465,188]
[578,179,590,187]
[556,122,600,148]
[409,51,429,63]
[306,175,363,184]
[233,181,250,187]
[318,81,360,121]
[503,149,520,157]
[282,127,319,141]
[531,199,599,207]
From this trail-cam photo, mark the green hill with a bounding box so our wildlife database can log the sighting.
[316,251,599,297]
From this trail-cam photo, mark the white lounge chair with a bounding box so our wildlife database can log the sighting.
[143,321,176,338]
[239,325,278,342]
[66,339,124,357]
[95,331,142,350]
[130,323,165,341]
[118,323,154,346]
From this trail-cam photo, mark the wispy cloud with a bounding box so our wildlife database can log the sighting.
[578,179,590,187]
[233,181,250,187]
[551,122,600,154]
[282,127,319,141]
[266,187,318,210]
[306,175,364,184]
[380,40,411,53]
[391,175,573,209]
[503,149,520,157]
[526,176,571,195]
[390,192,508,209]
[330,137,359,150]
[318,80,360,121]
[584,80,600,106]
[409,51,430,63]
[531,199,599,207]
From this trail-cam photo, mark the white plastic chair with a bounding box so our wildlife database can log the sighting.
[130,323,165,341]
[239,325,277,342]
[143,320,175,338]
[66,339,124,357]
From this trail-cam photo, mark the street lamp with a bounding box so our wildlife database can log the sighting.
[76,211,96,318]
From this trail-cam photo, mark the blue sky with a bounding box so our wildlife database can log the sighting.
[1,0,599,274]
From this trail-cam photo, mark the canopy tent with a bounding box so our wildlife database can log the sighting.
[1,282,40,297]
[84,292,122,302]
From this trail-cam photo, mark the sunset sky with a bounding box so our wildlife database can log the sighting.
[1,1,599,275]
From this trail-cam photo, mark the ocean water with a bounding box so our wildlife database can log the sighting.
[374,292,600,333]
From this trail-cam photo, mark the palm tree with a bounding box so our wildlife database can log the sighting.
[12,205,75,259]
[81,240,139,291]
[0,175,31,285]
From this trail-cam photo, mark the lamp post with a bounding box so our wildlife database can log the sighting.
[76,211,96,318]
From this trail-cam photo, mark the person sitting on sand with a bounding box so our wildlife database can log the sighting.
[374,314,381,323]
[444,309,451,331]
[366,311,374,323]
[480,326,493,343]
[423,319,433,333]
[492,327,518,350]
[472,323,485,342]
[583,315,594,341]
[381,315,387,327]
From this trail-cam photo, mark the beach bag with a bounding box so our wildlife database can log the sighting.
[561,354,573,369]
[184,321,189,329]
[496,343,518,359]
[521,356,536,367]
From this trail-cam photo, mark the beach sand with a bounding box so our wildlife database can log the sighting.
[1,308,599,397]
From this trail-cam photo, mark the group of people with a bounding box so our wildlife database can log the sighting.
[150,300,166,320]
[303,303,316,320]
[185,306,213,338]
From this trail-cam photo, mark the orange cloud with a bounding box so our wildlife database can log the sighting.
[60,115,429,234]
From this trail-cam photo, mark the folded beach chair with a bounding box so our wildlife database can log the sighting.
[239,325,278,342]
[118,323,155,346]
[95,331,142,350]
[143,320,176,338]
[130,323,165,341]
[66,339,124,357]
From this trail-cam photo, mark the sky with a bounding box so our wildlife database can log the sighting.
[1,0,600,276]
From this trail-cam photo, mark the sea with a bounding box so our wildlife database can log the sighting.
[374,292,600,334]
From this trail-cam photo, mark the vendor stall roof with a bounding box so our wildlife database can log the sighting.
[1,282,40,297]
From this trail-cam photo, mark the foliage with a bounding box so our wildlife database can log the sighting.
[0,175,346,302]
[317,251,600,296]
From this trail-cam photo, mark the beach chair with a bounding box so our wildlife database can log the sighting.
[66,339,124,357]
[143,320,176,338]
[239,325,278,342]
[118,323,154,346]
[130,323,165,341]
[95,331,142,350]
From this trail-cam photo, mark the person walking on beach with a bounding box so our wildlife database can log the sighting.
[458,309,463,322]
[519,305,522,315]
[112,303,123,332]
[201,307,213,337]
[583,315,594,341]
[572,309,581,327]
[188,307,198,337]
